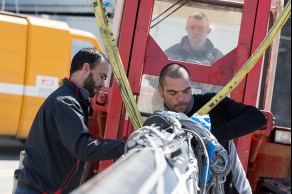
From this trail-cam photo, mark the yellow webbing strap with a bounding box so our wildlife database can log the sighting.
[91,0,143,130]
[196,0,291,115]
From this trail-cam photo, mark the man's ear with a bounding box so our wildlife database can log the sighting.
[207,27,212,34]
[158,85,164,97]
[82,63,90,74]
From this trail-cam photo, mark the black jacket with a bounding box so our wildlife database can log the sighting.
[165,36,223,65]
[186,93,267,144]
[186,93,267,194]
[18,78,125,193]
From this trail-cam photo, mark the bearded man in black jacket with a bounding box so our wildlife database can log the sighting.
[158,63,267,194]
[15,48,125,194]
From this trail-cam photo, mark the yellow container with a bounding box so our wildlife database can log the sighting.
[0,11,101,139]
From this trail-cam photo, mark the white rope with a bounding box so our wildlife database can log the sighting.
[126,110,230,194]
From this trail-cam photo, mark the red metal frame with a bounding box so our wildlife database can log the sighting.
[90,0,277,175]
[236,0,272,171]
[89,0,142,173]
[128,0,156,94]
[247,126,291,191]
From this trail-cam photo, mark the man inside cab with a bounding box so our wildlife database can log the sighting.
[165,12,223,65]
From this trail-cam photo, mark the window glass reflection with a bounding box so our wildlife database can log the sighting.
[150,1,243,65]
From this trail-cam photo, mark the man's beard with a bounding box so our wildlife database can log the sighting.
[163,98,189,113]
[84,73,97,97]
[189,36,205,49]
[163,96,194,115]
[174,103,189,112]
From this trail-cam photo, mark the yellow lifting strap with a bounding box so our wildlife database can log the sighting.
[196,0,291,115]
[91,0,143,130]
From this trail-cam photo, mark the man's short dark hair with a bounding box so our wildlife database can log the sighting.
[70,48,108,76]
[159,63,191,86]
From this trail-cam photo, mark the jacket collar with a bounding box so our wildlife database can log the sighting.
[62,78,91,106]
[180,36,215,55]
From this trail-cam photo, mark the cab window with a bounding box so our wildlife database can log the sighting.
[150,0,243,65]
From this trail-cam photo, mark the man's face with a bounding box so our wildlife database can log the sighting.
[158,76,192,113]
[186,18,211,49]
[84,58,109,97]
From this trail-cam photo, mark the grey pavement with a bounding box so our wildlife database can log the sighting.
[0,137,24,194]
